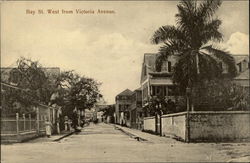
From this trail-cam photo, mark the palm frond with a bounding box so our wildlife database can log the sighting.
[155,42,179,72]
[201,19,223,44]
[176,4,193,34]
[199,51,222,79]
[172,51,197,89]
[151,25,185,44]
[202,45,237,77]
[179,0,196,14]
[159,40,186,54]
[197,0,222,20]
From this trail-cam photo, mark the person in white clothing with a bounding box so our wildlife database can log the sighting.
[45,118,52,138]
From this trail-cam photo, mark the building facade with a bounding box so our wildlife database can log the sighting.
[140,53,183,113]
[115,89,133,126]
[129,88,143,129]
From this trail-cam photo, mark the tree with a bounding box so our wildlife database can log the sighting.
[1,57,102,118]
[1,57,58,115]
[151,0,237,93]
[192,79,250,111]
[54,71,102,118]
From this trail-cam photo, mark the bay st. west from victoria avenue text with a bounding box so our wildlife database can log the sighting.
[26,9,115,15]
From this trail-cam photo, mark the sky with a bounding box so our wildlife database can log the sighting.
[1,1,249,104]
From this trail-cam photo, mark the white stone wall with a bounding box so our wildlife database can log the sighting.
[143,116,155,132]
[189,111,250,141]
[161,112,186,140]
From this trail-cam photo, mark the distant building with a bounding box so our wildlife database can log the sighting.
[115,89,133,125]
[129,88,143,129]
[103,104,115,123]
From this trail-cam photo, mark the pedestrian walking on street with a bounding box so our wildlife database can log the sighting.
[45,118,52,138]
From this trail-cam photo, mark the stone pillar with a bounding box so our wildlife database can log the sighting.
[29,114,31,131]
[23,114,26,131]
[36,107,40,135]
[16,113,20,141]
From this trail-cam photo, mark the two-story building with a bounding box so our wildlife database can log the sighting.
[140,53,249,114]
[140,53,183,111]
[129,88,143,129]
[115,89,133,125]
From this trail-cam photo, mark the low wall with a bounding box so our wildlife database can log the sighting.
[1,130,45,143]
[161,112,186,140]
[143,116,155,132]
[143,111,250,142]
[189,111,250,142]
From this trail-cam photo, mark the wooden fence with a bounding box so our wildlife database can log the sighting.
[1,113,46,143]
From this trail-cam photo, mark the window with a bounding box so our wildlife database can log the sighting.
[219,62,223,70]
[161,61,168,71]
[155,86,164,96]
[164,86,167,96]
[144,66,147,76]
[151,86,156,96]
[237,62,242,72]
[168,61,172,72]
[9,69,20,84]
[156,87,160,95]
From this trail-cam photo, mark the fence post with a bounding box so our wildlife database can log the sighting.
[23,114,26,131]
[29,114,31,131]
[16,113,20,142]
[36,107,40,135]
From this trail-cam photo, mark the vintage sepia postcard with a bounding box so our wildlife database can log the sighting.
[1,0,249,162]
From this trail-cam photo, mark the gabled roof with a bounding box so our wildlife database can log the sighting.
[134,87,141,91]
[117,89,133,96]
[140,53,158,84]
[233,55,249,64]
[143,53,158,72]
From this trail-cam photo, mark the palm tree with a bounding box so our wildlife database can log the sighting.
[151,0,237,93]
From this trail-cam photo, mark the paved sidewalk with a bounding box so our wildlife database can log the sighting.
[114,124,180,144]
[27,130,75,143]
